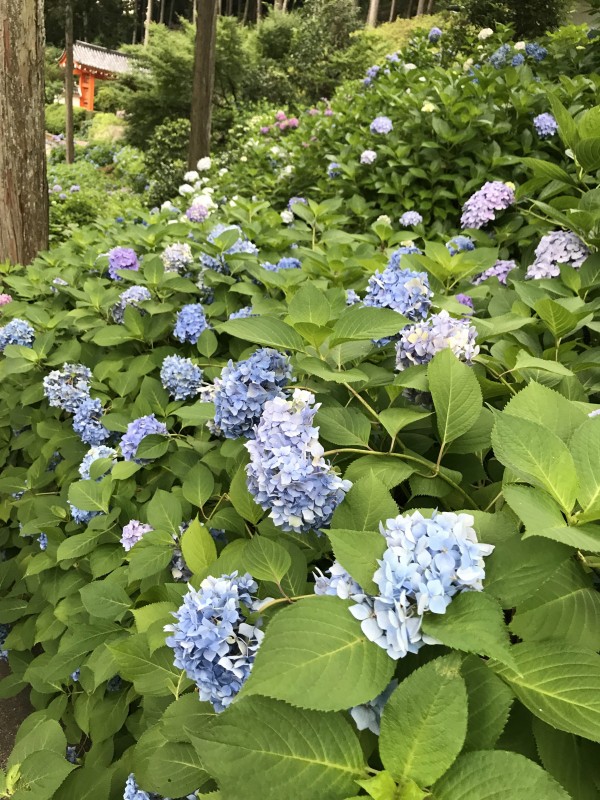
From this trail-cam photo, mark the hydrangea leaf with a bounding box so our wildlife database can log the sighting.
[428,349,482,445]
[288,282,331,327]
[133,433,170,460]
[379,655,467,786]
[80,579,131,621]
[109,636,188,697]
[316,406,372,446]
[331,473,399,531]
[327,528,385,594]
[432,750,570,799]
[174,401,215,427]
[218,317,305,351]
[330,306,408,346]
[54,765,112,800]
[146,488,182,535]
[502,381,587,443]
[189,696,366,800]
[136,734,209,797]
[571,418,600,521]
[461,655,514,751]
[534,299,579,339]
[180,519,217,575]
[229,466,263,524]
[533,718,599,800]
[343,456,414,489]
[243,535,291,584]
[243,597,394,711]
[182,463,215,510]
[11,750,76,800]
[377,407,431,438]
[67,479,112,513]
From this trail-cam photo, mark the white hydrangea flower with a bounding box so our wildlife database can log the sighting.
[281,210,294,224]
[478,28,494,40]
[184,170,199,183]
[514,41,526,50]
[218,168,228,176]
[197,157,212,171]
[376,215,392,225]
[404,63,417,71]
[421,101,436,113]
[179,183,194,195]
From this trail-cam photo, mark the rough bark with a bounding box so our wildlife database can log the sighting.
[65,0,74,164]
[0,0,48,265]
[188,0,217,165]
[366,0,380,26]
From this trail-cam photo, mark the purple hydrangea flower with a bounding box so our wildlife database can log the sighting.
[107,247,139,281]
[526,231,590,279]
[112,286,151,324]
[446,235,475,255]
[186,197,211,223]
[395,310,479,370]
[460,181,515,229]
[360,150,377,165]
[174,303,209,344]
[399,211,423,227]
[0,319,35,352]
[456,293,474,309]
[119,414,168,462]
[533,113,558,139]
[160,355,203,400]
[370,116,393,135]
[472,259,517,285]
[72,397,110,445]
[428,27,442,43]
[121,520,153,551]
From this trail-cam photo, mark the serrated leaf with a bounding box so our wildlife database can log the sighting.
[378,407,431,438]
[67,479,111,513]
[462,656,513,751]
[343,456,414,489]
[244,597,394,711]
[331,473,399,531]
[109,636,187,697]
[243,536,291,583]
[80,580,131,620]
[534,299,578,339]
[288,283,331,326]
[428,349,482,445]
[533,718,599,800]
[503,381,587,443]
[219,317,305,351]
[12,751,75,800]
[134,433,170,460]
[326,528,385,594]
[514,351,574,383]
[229,466,263,524]
[380,656,467,786]
[181,518,217,575]
[182,462,215,510]
[138,736,208,797]
[571,418,600,520]
[330,306,408,345]
[146,489,182,535]
[316,406,371,446]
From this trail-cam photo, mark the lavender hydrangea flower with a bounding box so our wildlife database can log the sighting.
[120,414,168,462]
[350,680,398,735]
[123,774,157,800]
[160,355,203,400]
[456,293,474,309]
[395,310,479,370]
[526,231,590,279]
[460,181,515,229]
[428,27,442,43]
[446,235,475,255]
[526,43,547,61]
[472,259,517,285]
[207,348,291,439]
[72,397,110,445]
[79,446,117,480]
[121,520,153,551]
[112,286,151,324]
[370,116,393,135]
[261,257,301,272]
[70,669,80,682]
[360,150,377,165]
[346,289,361,305]
[399,211,423,227]
[229,306,255,320]
[0,319,35,352]
[162,242,194,273]
[107,247,139,281]
[43,363,92,413]
[174,303,209,344]
[364,262,432,321]
[387,244,421,270]
[165,572,264,712]
[533,113,558,139]
[245,390,352,533]
[186,197,212,223]
[288,196,308,211]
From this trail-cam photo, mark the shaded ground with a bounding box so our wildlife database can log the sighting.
[0,662,32,768]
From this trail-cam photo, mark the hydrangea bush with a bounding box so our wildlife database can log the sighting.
[1,22,600,800]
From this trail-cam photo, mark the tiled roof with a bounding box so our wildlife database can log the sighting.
[71,41,131,75]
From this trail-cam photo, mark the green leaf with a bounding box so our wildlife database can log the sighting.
[80,579,131,620]
[109,636,187,697]
[433,750,570,800]
[316,406,371,447]
[421,592,515,667]
[520,157,576,185]
[189,696,365,800]
[228,466,263,524]
[533,718,599,800]
[182,463,215,510]
[462,656,513,751]
[219,317,305,351]
[330,306,408,345]
[56,765,112,800]
[492,414,578,512]
[326,528,385,594]
[244,596,394,711]
[571,419,600,520]
[331,473,399,531]
[12,751,75,800]
[181,518,218,575]
[575,137,600,173]
[134,434,170,460]
[502,381,587,443]
[243,536,291,583]
[378,407,431,438]
[428,349,482,445]
[491,642,600,742]
[174,402,215,427]
[146,489,182,535]
[534,299,578,339]
[343,456,414,489]
[379,656,467,786]
[295,356,368,384]
[67,479,111,513]
[133,602,176,634]
[138,736,208,798]
[288,283,331,326]
[514,351,574,384]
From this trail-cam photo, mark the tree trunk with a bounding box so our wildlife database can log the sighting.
[159,0,166,22]
[0,0,48,265]
[241,0,249,24]
[388,0,396,21]
[144,0,152,45]
[415,0,426,15]
[189,0,217,165]
[168,0,175,25]
[256,0,261,24]
[366,0,379,26]
[132,0,139,42]
[405,0,414,17]
[65,0,75,164]
[426,0,434,12]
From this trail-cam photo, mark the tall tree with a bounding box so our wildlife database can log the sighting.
[415,0,426,14]
[188,0,217,165]
[0,0,48,265]
[144,0,153,44]
[366,0,379,26]
[65,0,75,164]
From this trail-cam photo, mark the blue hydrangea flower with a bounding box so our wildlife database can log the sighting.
[0,319,35,352]
[489,43,511,68]
[107,247,139,280]
[364,261,432,322]
[288,196,307,211]
[38,533,48,550]
[119,414,168,462]
[446,235,475,255]
[70,669,80,681]
[395,310,479,370]
[79,445,117,480]
[162,242,194,273]
[350,680,398,735]
[112,286,151,324]
[327,162,341,178]
[428,26,442,43]
[314,562,362,600]
[43,363,92,413]
[201,224,258,274]
[511,53,525,66]
[107,675,122,692]
[365,65,380,80]
[460,181,515,229]
[525,42,547,61]
[228,306,256,320]
[160,355,203,400]
[261,257,301,272]
[174,303,209,344]
[66,746,78,764]
[526,231,590,279]
[165,572,264,712]
[533,113,558,139]
[346,289,361,305]
[0,623,10,661]
[387,244,422,270]
[399,211,423,227]
[69,504,99,525]
[121,520,153,551]
[72,397,111,445]
[360,150,377,165]
[472,259,517,285]
[370,116,393,135]
[208,348,291,439]
[245,390,352,533]
[123,774,155,800]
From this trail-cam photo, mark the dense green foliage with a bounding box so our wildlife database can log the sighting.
[460,0,573,37]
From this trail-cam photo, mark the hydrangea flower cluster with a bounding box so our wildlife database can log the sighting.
[185,195,214,223]
[73,397,110,445]
[472,259,518,285]
[229,306,255,320]
[69,504,99,525]
[446,235,475,255]
[120,414,168,462]
[370,116,393,135]
[174,303,209,344]
[0,623,9,661]
[346,289,361,305]
[201,224,258,274]
[350,680,398,735]
[121,520,153,551]
[208,348,291,439]
[79,446,117,480]
[360,150,377,165]
[112,286,151,324]
[364,264,432,321]
[526,231,590,279]
[43,363,92,413]
[489,43,511,68]
[388,244,422,270]
[107,247,139,280]
[327,162,341,178]
[0,294,12,306]
[533,113,558,138]
[395,310,479,370]
[38,533,48,550]
[261,256,302,272]
[165,572,264,712]
[246,390,352,533]
[460,181,515,229]
[288,196,307,211]
[399,211,423,227]
[526,43,547,61]
[428,26,442,43]
[160,355,203,400]
[0,319,35,352]
[161,242,194,273]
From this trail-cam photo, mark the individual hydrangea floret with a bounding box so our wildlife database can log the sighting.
[460,181,515,229]
[370,116,393,135]
[526,42,547,61]
[364,261,432,322]
[121,520,153,551]
[160,355,203,401]
[207,348,291,439]
[261,256,301,272]
[314,562,362,600]
[472,259,517,285]
[165,572,264,712]
[120,414,168,462]
[0,319,35,353]
[360,149,377,165]
[79,445,117,480]
[526,231,590,280]
[72,397,110,445]
[395,310,479,370]
[428,26,442,43]
[161,242,194,273]
[107,247,139,280]
[246,390,352,533]
[43,363,92,413]
[229,306,256,320]
[350,680,398,735]
[112,286,151,324]
[446,235,475,255]
[174,303,209,344]
[533,113,558,139]
[399,211,423,227]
